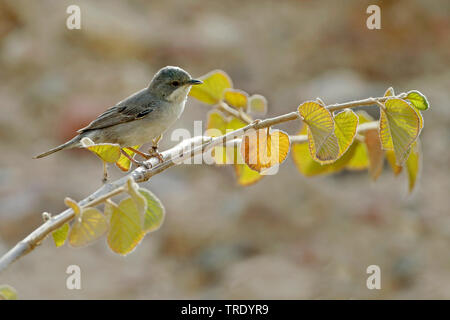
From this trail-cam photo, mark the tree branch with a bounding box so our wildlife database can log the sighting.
[0,95,387,273]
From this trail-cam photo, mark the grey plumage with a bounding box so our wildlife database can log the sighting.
[34,66,201,159]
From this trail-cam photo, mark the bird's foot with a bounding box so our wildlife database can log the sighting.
[121,148,151,169]
[147,146,164,164]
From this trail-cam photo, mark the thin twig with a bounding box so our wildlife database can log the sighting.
[0,96,385,273]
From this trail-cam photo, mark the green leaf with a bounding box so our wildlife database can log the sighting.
[189,70,232,105]
[0,285,17,300]
[139,188,165,233]
[405,90,429,111]
[52,223,69,248]
[107,198,145,255]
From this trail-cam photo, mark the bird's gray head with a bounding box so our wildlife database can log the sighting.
[148,66,202,103]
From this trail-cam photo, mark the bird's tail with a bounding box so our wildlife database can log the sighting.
[33,136,81,159]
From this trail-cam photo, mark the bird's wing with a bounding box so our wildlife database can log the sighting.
[77,103,155,133]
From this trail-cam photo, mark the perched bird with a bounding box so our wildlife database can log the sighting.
[34,66,202,166]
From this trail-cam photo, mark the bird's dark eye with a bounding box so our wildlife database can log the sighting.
[171,80,180,87]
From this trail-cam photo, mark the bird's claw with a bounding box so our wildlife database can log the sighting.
[148,146,164,164]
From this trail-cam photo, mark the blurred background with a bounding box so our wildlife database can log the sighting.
[0,0,449,299]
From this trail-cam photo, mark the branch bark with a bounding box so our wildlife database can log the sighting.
[0,96,385,273]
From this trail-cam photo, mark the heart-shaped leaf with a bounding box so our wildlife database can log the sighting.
[224,88,248,110]
[139,188,165,233]
[189,70,232,105]
[240,129,290,172]
[52,223,70,248]
[298,101,339,163]
[405,90,429,111]
[69,207,108,248]
[379,98,421,166]
[248,94,268,115]
[334,109,358,157]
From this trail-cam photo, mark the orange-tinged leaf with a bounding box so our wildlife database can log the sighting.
[240,129,290,172]
[189,70,232,105]
[334,109,358,157]
[234,163,264,186]
[107,198,145,255]
[69,207,108,248]
[365,129,384,181]
[379,98,420,166]
[52,223,69,248]
[224,88,248,110]
[406,141,420,193]
[139,188,165,233]
[116,145,140,172]
[248,94,268,115]
[299,101,339,163]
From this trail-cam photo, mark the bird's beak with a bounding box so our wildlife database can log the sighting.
[186,79,203,85]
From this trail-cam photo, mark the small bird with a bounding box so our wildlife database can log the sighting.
[34,66,202,166]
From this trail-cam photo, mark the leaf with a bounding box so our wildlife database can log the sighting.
[139,188,165,233]
[52,223,69,248]
[116,146,140,172]
[406,141,420,193]
[384,87,395,97]
[107,198,145,255]
[356,110,374,124]
[126,178,147,221]
[240,129,290,172]
[298,101,339,163]
[333,109,358,157]
[81,138,121,163]
[0,285,17,300]
[234,163,264,186]
[345,141,369,171]
[405,90,429,111]
[291,126,360,177]
[64,197,82,215]
[206,111,228,136]
[224,88,248,110]
[69,207,108,248]
[379,98,421,166]
[385,150,402,175]
[189,70,232,105]
[364,129,384,181]
[248,94,268,115]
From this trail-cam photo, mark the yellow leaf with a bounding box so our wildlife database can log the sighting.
[69,207,108,248]
[379,98,421,166]
[406,90,429,111]
[345,141,369,171]
[52,223,69,248]
[364,129,384,181]
[64,197,81,216]
[292,132,359,177]
[139,188,165,233]
[298,101,339,163]
[356,110,374,124]
[189,70,232,105]
[224,88,248,110]
[81,138,121,163]
[240,129,290,172]
[126,178,147,221]
[406,141,420,193]
[234,163,263,186]
[248,94,268,115]
[107,198,145,255]
[0,285,17,300]
[206,111,228,136]
[384,87,395,97]
[334,109,358,157]
[116,146,140,172]
[385,150,402,175]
